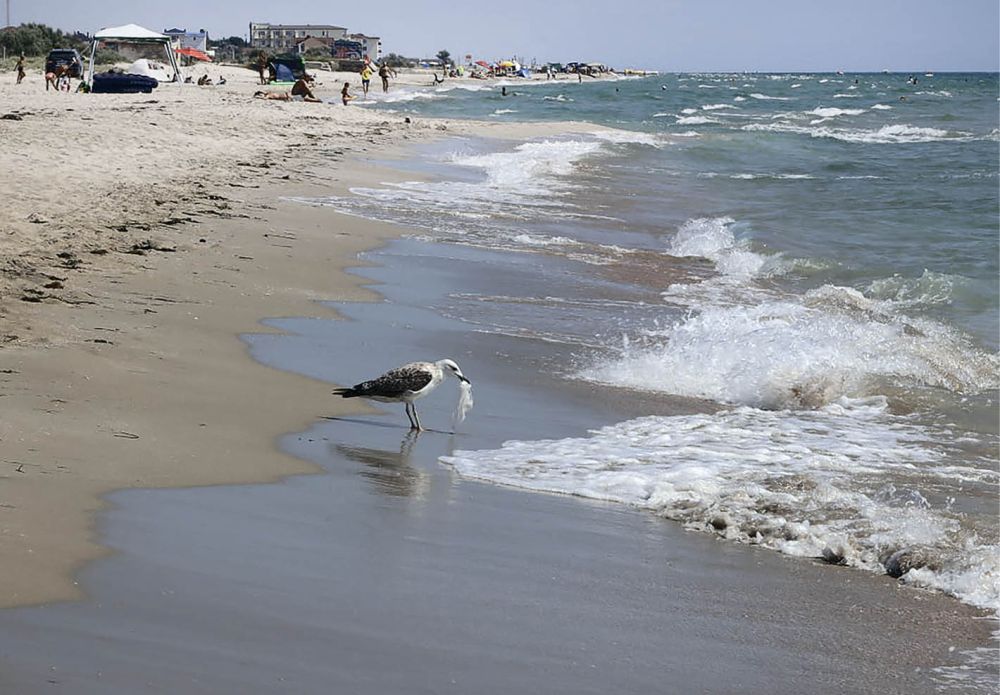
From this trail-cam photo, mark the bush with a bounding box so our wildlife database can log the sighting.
[92,48,124,66]
[0,23,86,57]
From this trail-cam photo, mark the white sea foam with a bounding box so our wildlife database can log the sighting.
[833,93,862,98]
[443,399,999,612]
[591,129,660,147]
[666,216,780,281]
[750,93,793,101]
[581,287,999,408]
[701,103,736,110]
[450,139,602,190]
[623,218,1000,407]
[491,108,518,115]
[871,103,893,110]
[807,106,866,118]
[743,122,972,144]
[371,89,444,104]
[865,269,965,307]
[676,116,717,125]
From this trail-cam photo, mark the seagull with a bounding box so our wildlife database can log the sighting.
[333,359,471,431]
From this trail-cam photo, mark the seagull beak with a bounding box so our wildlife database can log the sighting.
[458,375,471,384]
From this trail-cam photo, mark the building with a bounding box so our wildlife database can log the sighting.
[249,23,346,51]
[347,33,381,62]
[164,28,208,52]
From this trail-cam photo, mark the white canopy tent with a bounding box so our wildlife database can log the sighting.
[87,23,182,85]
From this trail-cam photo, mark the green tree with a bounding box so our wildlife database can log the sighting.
[0,23,85,57]
[383,52,412,68]
[435,49,451,66]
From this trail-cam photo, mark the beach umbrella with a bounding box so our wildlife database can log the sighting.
[176,47,212,62]
[475,60,490,68]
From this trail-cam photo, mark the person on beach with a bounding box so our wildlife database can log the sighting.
[255,52,268,85]
[360,63,373,97]
[15,54,25,84]
[341,81,355,105]
[291,76,321,102]
[378,62,391,92]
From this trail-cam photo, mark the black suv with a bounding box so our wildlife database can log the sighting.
[45,48,84,77]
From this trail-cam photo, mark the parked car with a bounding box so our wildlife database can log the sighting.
[45,48,84,78]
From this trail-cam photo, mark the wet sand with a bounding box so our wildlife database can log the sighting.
[0,230,993,694]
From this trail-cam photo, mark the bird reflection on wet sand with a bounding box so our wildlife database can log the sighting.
[333,430,426,497]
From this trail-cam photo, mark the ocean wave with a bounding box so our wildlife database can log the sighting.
[750,93,793,101]
[371,89,444,104]
[442,398,1000,612]
[701,103,736,110]
[450,139,601,189]
[591,129,660,147]
[589,217,1000,409]
[491,108,518,115]
[744,122,974,143]
[865,269,966,307]
[666,216,781,280]
[675,115,718,125]
[807,106,866,119]
[581,284,999,409]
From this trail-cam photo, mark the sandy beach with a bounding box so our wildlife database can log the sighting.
[0,62,431,607]
[1,60,996,693]
[0,60,634,608]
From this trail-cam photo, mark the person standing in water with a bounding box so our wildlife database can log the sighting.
[360,62,373,97]
[378,62,391,93]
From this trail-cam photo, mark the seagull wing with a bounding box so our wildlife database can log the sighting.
[337,363,434,399]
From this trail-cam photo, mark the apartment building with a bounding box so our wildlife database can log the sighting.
[249,23,347,51]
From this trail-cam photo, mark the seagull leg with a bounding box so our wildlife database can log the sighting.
[405,402,422,431]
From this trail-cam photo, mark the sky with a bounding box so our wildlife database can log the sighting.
[17,0,1000,71]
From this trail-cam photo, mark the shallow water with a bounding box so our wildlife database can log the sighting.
[302,72,999,621]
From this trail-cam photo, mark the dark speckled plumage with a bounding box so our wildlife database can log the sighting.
[337,363,435,400]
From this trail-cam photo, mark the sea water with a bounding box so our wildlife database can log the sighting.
[301,73,999,619]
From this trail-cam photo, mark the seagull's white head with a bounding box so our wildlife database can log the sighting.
[437,358,470,384]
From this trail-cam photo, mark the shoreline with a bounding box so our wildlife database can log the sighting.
[0,218,991,693]
[0,61,439,608]
[0,61,624,609]
[1,61,995,689]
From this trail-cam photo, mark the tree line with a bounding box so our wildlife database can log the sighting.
[0,23,87,57]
